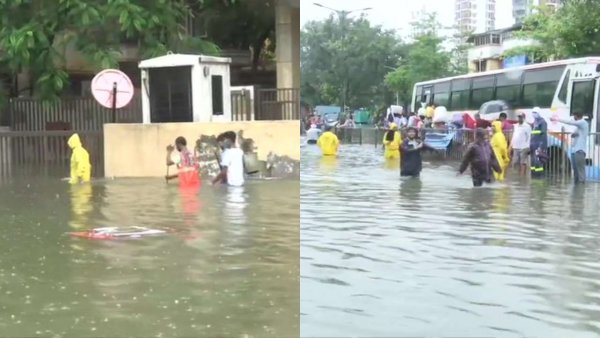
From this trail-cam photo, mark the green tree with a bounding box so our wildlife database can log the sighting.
[503,0,600,60]
[384,12,453,108]
[448,28,471,75]
[0,0,221,99]
[301,14,403,109]
[190,0,275,71]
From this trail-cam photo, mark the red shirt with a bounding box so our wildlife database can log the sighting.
[463,114,477,129]
[476,118,491,129]
[501,120,513,131]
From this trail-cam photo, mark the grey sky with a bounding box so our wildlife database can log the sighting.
[301,0,515,36]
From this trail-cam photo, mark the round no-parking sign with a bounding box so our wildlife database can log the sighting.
[91,69,134,109]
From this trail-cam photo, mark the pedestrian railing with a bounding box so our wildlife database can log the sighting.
[335,127,600,182]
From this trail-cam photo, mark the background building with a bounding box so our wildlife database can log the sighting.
[513,0,560,24]
[455,0,497,34]
[2,0,299,98]
[466,24,539,72]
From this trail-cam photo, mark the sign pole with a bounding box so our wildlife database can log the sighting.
[112,82,117,123]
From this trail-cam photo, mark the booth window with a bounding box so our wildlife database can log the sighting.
[148,66,193,122]
[211,75,224,115]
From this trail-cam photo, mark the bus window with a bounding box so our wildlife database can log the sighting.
[421,86,432,106]
[433,81,451,107]
[570,80,594,121]
[557,70,570,103]
[470,75,495,110]
[433,93,450,107]
[450,79,471,110]
[521,66,565,108]
[495,73,522,106]
[415,85,423,97]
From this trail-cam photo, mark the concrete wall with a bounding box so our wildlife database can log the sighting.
[468,58,502,73]
[104,121,300,178]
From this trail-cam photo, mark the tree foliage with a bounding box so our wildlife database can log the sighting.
[302,11,468,111]
[300,14,404,109]
[0,0,222,99]
[503,0,600,60]
[448,29,471,75]
[384,13,455,108]
[191,0,276,70]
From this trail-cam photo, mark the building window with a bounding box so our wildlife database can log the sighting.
[491,34,500,44]
[475,60,488,72]
[211,75,224,115]
[149,66,193,123]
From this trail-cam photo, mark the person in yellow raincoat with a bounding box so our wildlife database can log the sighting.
[68,133,91,184]
[425,104,435,119]
[383,122,401,161]
[317,126,339,156]
[490,121,510,181]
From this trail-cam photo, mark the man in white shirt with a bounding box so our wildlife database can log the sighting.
[306,124,322,144]
[509,113,532,176]
[212,138,245,187]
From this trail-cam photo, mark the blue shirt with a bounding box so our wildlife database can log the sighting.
[559,118,589,153]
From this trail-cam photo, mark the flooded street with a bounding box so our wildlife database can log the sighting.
[301,144,600,337]
[0,178,298,337]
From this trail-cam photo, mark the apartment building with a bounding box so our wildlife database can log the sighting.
[466,23,539,73]
[455,0,496,34]
[513,0,561,24]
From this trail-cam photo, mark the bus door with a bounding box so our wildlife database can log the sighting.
[595,78,600,136]
[569,78,597,165]
[594,78,600,155]
[420,86,433,109]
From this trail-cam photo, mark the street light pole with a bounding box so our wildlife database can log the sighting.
[313,3,372,113]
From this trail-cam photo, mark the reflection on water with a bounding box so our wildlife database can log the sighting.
[69,184,93,230]
[0,177,298,337]
[301,144,600,337]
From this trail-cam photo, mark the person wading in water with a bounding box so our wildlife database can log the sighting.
[383,123,401,161]
[166,136,200,187]
[458,129,502,187]
[400,127,434,178]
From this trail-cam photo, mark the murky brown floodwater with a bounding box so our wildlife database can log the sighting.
[301,144,600,337]
[0,177,298,337]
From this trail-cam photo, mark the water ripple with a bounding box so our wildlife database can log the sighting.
[301,144,600,338]
[0,178,299,337]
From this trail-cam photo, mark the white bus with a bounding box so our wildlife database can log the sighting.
[411,57,600,178]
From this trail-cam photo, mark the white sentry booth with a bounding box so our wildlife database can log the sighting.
[139,53,233,123]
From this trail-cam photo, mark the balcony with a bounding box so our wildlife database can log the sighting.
[467,44,503,63]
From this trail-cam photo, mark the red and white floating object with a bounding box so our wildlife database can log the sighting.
[70,226,166,240]
[91,69,134,109]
